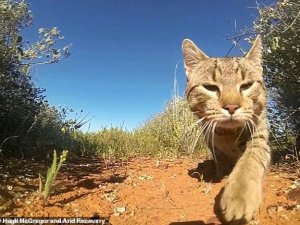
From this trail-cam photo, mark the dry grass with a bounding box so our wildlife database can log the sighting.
[75,96,209,159]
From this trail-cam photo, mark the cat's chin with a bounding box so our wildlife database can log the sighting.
[215,119,246,129]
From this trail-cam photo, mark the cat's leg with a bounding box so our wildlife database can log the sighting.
[216,136,271,224]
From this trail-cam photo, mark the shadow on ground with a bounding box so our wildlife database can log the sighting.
[188,159,221,183]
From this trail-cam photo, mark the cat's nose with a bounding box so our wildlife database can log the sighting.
[223,104,240,115]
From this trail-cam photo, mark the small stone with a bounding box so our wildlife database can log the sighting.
[276,205,284,212]
[113,206,126,216]
[267,205,277,214]
[130,210,135,217]
[138,175,153,180]
[7,185,13,191]
[104,192,117,202]
[249,219,260,225]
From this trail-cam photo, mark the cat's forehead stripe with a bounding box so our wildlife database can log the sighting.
[212,58,220,81]
[217,59,233,77]
[235,58,246,80]
[215,57,245,81]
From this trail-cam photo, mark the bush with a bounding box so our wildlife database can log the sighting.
[253,0,300,158]
[135,96,208,158]
[0,0,71,158]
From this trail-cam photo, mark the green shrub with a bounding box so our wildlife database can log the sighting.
[254,0,300,158]
[0,0,70,158]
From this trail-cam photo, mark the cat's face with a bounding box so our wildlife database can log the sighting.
[182,36,266,129]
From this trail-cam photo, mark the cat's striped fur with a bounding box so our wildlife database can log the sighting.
[182,36,270,224]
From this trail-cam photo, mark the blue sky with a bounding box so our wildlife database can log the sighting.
[25,0,265,131]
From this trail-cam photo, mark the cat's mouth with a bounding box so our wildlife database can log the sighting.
[202,110,252,129]
[217,118,245,128]
[213,114,248,129]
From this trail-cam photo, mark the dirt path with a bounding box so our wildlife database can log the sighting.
[0,157,299,225]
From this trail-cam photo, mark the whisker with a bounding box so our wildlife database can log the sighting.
[204,120,214,144]
[196,120,211,144]
[251,113,263,124]
[234,122,247,144]
[249,119,262,147]
[177,116,207,153]
[201,121,210,134]
[252,113,282,149]
[211,121,218,164]
[249,118,267,164]
[187,117,206,132]
[246,121,254,151]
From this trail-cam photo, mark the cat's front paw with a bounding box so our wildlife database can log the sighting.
[219,180,261,224]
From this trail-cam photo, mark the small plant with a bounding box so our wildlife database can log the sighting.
[39,149,68,202]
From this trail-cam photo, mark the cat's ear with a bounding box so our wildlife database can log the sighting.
[245,35,262,65]
[182,39,209,73]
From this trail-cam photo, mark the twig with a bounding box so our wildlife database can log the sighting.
[0,136,19,156]
[283,9,300,32]
[225,32,256,57]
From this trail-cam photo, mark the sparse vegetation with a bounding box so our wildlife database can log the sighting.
[74,96,208,159]
[38,150,68,202]
[133,96,208,158]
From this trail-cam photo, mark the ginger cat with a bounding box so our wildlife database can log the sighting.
[182,36,270,224]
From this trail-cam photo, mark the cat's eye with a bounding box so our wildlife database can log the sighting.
[203,84,219,92]
[240,82,254,91]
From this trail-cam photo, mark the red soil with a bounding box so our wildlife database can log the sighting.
[0,157,299,225]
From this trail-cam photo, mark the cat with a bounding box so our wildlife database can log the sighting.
[182,36,271,224]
